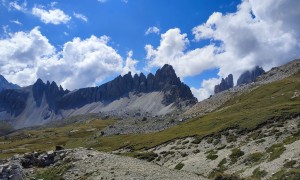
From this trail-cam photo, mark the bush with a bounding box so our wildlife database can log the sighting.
[134,152,158,162]
[191,136,202,144]
[244,152,265,165]
[206,150,218,160]
[229,148,244,163]
[252,167,267,179]
[174,162,184,170]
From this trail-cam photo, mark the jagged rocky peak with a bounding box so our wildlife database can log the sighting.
[0,74,20,91]
[59,64,197,109]
[32,79,69,108]
[214,74,233,94]
[237,66,265,86]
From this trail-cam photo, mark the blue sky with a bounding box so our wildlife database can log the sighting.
[1,0,299,100]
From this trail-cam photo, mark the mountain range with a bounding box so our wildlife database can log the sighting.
[0,64,197,129]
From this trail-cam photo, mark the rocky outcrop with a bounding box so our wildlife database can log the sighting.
[237,66,265,86]
[0,89,28,116]
[0,75,20,92]
[214,74,233,94]
[59,64,197,109]
[32,79,69,111]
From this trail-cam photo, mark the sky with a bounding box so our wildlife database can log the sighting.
[0,0,300,101]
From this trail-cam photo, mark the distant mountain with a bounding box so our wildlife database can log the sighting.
[0,64,197,129]
[237,66,265,86]
[214,74,233,94]
[0,75,20,91]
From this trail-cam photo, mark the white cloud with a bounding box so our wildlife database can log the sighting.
[32,7,71,25]
[145,26,160,35]
[9,1,27,11]
[121,0,128,4]
[73,12,88,22]
[10,20,22,25]
[0,27,138,90]
[0,27,55,86]
[146,0,300,101]
[145,28,216,78]
[192,0,300,79]
[191,78,220,101]
[121,50,139,75]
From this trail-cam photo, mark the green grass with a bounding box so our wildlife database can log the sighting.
[0,118,115,159]
[252,167,268,179]
[266,143,286,161]
[1,71,299,158]
[206,150,218,160]
[229,148,245,163]
[244,152,266,165]
[35,164,71,180]
[271,168,300,180]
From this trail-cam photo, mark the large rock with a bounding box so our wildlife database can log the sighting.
[237,66,265,86]
[214,74,234,94]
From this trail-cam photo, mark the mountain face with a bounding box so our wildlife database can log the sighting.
[59,64,196,109]
[237,66,265,86]
[214,74,233,94]
[0,75,20,91]
[0,64,197,129]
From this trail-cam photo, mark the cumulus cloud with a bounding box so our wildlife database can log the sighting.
[32,7,71,25]
[145,28,216,78]
[0,28,138,89]
[0,27,55,86]
[73,12,88,22]
[121,50,139,75]
[191,78,220,101]
[146,0,300,101]
[145,26,160,35]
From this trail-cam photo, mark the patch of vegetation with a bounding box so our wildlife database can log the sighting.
[132,152,158,162]
[271,169,300,180]
[35,164,71,180]
[217,158,228,172]
[252,167,268,179]
[206,150,218,160]
[229,148,244,163]
[244,152,265,165]
[226,134,237,143]
[283,160,297,168]
[180,152,188,157]
[174,162,184,170]
[191,136,202,144]
[209,171,243,180]
[266,143,286,161]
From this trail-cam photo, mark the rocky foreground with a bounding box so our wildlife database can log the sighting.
[0,147,205,180]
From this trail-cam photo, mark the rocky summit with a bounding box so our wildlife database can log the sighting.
[214,74,233,94]
[237,66,265,86]
[0,75,20,92]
